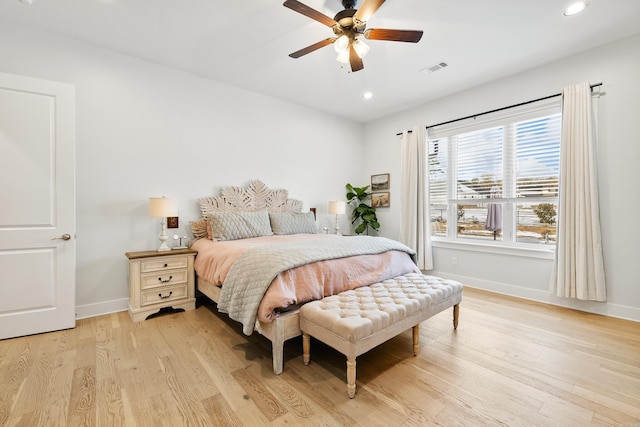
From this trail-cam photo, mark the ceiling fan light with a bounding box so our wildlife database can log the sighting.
[334,35,350,53]
[336,50,350,64]
[353,39,370,59]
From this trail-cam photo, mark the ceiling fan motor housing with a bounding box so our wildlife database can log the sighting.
[334,8,365,35]
[341,0,357,9]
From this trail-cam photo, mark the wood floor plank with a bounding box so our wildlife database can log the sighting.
[231,365,288,422]
[201,393,243,427]
[67,366,96,426]
[243,361,314,421]
[39,349,77,426]
[95,379,127,427]
[191,349,270,426]
[0,338,38,425]
[156,355,213,426]
[9,348,54,417]
[119,388,138,427]
[276,361,358,426]
[74,337,97,369]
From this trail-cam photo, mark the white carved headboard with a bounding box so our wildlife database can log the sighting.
[198,180,303,215]
[191,180,304,239]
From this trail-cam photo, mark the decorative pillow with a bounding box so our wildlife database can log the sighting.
[190,218,209,239]
[208,211,273,241]
[269,212,317,235]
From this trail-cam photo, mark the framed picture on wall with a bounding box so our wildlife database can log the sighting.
[372,192,390,208]
[371,173,390,191]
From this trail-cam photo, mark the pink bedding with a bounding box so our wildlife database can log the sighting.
[192,234,419,322]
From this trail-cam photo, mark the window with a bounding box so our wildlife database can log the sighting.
[428,100,561,247]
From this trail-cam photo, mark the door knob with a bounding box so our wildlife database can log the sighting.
[52,233,72,241]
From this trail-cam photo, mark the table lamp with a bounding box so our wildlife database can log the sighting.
[149,196,176,251]
[328,200,346,235]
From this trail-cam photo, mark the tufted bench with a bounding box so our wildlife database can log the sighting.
[299,273,463,398]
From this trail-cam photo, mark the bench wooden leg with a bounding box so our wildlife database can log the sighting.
[347,357,356,398]
[412,324,420,356]
[302,333,311,366]
[453,304,460,330]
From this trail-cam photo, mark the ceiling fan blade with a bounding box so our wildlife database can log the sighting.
[283,0,337,27]
[349,44,364,72]
[289,37,336,58]
[354,0,385,22]
[364,28,423,43]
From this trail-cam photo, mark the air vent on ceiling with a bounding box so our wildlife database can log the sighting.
[421,62,449,74]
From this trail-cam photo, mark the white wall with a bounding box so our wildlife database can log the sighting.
[0,20,364,318]
[363,34,640,321]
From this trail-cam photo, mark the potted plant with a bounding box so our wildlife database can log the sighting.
[346,183,380,235]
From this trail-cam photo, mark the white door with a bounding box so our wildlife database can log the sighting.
[0,72,76,340]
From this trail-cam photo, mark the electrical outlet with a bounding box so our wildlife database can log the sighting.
[452,256,458,266]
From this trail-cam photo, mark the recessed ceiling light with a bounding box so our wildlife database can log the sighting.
[563,2,589,16]
[19,0,36,4]
[363,92,373,100]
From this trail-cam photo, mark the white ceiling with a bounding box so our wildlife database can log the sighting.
[1,0,639,122]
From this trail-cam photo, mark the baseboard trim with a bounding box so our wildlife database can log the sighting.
[430,270,640,323]
[75,276,639,324]
[75,298,128,320]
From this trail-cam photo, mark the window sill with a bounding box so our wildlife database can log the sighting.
[431,238,555,260]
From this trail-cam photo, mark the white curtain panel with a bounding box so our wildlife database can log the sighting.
[400,125,433,270]
[550,82,606,301]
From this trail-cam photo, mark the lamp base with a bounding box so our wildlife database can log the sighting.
[158,220,170,251]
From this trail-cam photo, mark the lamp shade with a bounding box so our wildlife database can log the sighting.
[149,197,176,217]
[336,50,350,64]
[353,39,370,58]
[328,200,346,215]
[334,35,349,53]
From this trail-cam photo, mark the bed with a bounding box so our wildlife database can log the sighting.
[190,180,419,374]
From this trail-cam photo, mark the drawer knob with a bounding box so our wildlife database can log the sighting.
[158,291,173,300]
[158,276,173,283]
[163,263,168,267]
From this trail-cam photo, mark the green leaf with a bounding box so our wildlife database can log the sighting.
[362,213,376,221]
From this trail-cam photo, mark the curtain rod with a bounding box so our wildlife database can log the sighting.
[396,82,602,136]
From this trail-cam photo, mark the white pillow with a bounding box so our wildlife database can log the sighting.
[269,212,317,235]
[208,211,273,241]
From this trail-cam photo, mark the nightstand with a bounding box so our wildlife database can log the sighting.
[125,248,197,322]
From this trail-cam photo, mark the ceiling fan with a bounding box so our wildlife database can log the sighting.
[283,0,423,72]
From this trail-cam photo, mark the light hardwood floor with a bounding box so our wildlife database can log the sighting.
[1,287,639,426]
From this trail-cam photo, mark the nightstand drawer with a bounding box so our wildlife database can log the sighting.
[141,269,188,289]
[141,284,188,306]
[140,257,188,273]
